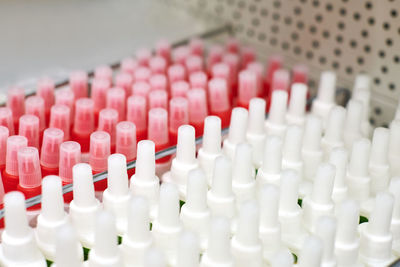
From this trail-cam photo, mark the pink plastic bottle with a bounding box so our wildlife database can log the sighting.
[40,128,64,176]
[247,62,265,97]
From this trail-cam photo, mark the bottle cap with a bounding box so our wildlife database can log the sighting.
[156,183,180,227]
[208,78,230,112]
[106,87,126,121]
[302,115,322,151]
[336,199,359,244]
[69,70,88,98]
[0,107,15,135]
[55,89,75,124]
[268,90,288,125]
[201,116,222,154]
[189,71,208,91]
[238,70,258,106]
[94,65,113,84]
[134,67,151,82]
[235,200,260,246]
[5,135,28,176]
[348,138,370,177]
[37,77,55,112]
[247,97,266,135]
[189,38,204,56]
[226,107,248,145]
[144,248,167,267]
[259,184,280,229]
[292,64,309,84]
[271,69,290,92]
[240,47,256,68]
[55,224,84,267]
[260,135,282,174]
[185,55,203,74]
[232,143,254,185]
[168,64,186,84]
[316,71,336,103]
[89,131,110,172]
[98,108,118,147]
[125,196,151,244]
[297,236,323,267]
[210,155,233,198]
[40,128,64,168]
[49,104,70,140]
[149,90,168,110]
[116,121,136,161]
[185,168,208,212]
[91,78,111,113]
[72,163,96,207]
[120,57,138,75]
[323,106,346,148]
[132,81,151,98]
[25,96,46,131]
[271,250,294,267]
[41,175,66,222]
[287,83,308,125]
[367,192,394,236]
[279,170,300,212]
[135,48,152,66]
[176,125,196,165]
[187,89,208,124]
[149,56,167,74]
[4,191,30,239]
[265,55,283,83]
[353,73,371,93]
[246,62,264,96]
[0,126,9,167]
[73,98,94,135]
[206,45,223,73]
[18,114,40,148]
[171,81,189,98]
[315,216,337,265]
[169,97,189,134]
[176,231,200,267]
[59,141,81,184]
[115,72,133,97]
[310,163,335,205]
[156,39,171,64]
[127,95,147,133]
[134,140,156,181]
[18,146,42,188]
[107,154,129,196]
[211,63,231,92]
[149,74,168,91]
[370,127,389,166]
[173,46,190,65]
[148,108,169,147]
[283,125,303,162]
[202,216,232,264]
[7,87,25,122]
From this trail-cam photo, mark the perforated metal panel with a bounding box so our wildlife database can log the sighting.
[165,0,400,126]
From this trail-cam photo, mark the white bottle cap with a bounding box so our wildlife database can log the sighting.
[2,192,46,266]
[271,250,294,267]
[389,120,400,177]
[232,143,256,207]
[369,127,390,195]
[198,116,222,185]
[303,163,335,233]
[328,148,348,203]
[352,89,372,137]
[343,99,363,149]
[201,216,233,267]
[103,153,130,235]
[302,115,323,182]
[153,183,182,265]
[54,224,84,267]
[207,156,235,220]
[297,236,323,267]
[282,125,303,176]
[130,140,160,219]
[390,177,400,255]
[70,163,100,248]
[315,216,337,266]
[256,135,282,186]
[144,247,167,267]
[176,231,200,267]
[360,192,395,264]
[121,196,152,266]
[223,107,248,159]
[232,200,262,266]
[335,199,360,266]
[181,169,210,250]
[321,105,346,156]
[286,83,308,126]
[312,71,336,125]
[265,90,288,138]
[36,175,68,261]
[88,210,122,267]
[353,73,371,93]
[279,170,300,214]
[347,138,371,202]
[246,98,266,168]
[165,125,198,199]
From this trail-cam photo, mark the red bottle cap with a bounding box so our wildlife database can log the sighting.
[206,45,224,74]
[211,63,231,96]
[171,81,189,98]
[172,46,190,65]
[0,172,4,205]
[247,62,265,96]
[132,81,151,98]
[225,37,240,54]
[69,71,88,99]
[127,96,147,136]
[25,96,46,131]
[94,65,113,84]
[18,115,40,149]
[135,48,152,67]
[98,108,118,148]
[0,107,15,135]
[40,128,64,169]
[240,47,256,68]
[106,88,126,121]
[148,108,169,147]
[271,69,290,92]
[59,141,81,183]
[134,67,151,83]
[185,55,203,75]
[89,131,110,172]
[5,135,28,176]
[6,87,25,124]
[155,39,171,64]
[149,56,167,75]
[49,105,70,140]
[168,64,186,84]
[208,78,230,113]
[91,78,111,114]
[292,64,309,84]
[37,77,55,113]
[115,72,133,98]
[116,121,136,161]
[149,90,168,110]
[187,89,208,125]
[189,71,208,92]
[55,89,75,125]
[0,126,9,167]
[169,97,189,134]
[238,70,258,108]
[189,38,204,56]
[222,53,240,87]
[73,98,95,135]
[120,57,138,76]
[265,55,283,84]
[18,147,42,188]
[149,74,168,91]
